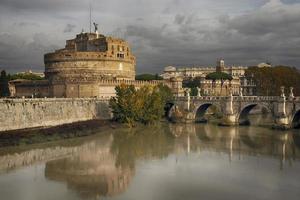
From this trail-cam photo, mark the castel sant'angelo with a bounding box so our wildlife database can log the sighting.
[9,26,165,98]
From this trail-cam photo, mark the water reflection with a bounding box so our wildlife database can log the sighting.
[45,135,134,199]
[168,124,300,169]
[0,123,300,200]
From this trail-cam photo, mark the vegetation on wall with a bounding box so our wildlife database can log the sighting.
[245,66,300,96]
[135,74,163,81]
[109,83,173,126]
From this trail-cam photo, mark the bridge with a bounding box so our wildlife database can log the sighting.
[169,87,300,129]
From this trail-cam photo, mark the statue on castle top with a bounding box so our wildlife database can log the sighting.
[93,22,98,33]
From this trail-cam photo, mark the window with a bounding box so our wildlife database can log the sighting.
[117,53,125,59]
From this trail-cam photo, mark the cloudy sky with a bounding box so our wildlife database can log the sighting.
[0,0,299,74]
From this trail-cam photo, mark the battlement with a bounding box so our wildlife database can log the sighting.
[44,51,135,63]
[98,79,167,87]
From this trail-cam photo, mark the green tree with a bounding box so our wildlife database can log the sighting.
[109,83,173,126]
[183,77,201,96]
[206,72,233,81]
[135,73,163,80]
[109,84,137,126]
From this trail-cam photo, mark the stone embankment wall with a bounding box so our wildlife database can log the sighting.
[0,98,111,132]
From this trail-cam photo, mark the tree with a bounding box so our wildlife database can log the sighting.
[245,66,300,96]
[183,77,201,96]
[0,70,10,97]
[135,74,163,81]
[109,83,173,126]
[206,72,233,81]
[109,84,137,126]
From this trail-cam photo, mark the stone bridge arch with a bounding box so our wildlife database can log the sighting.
[291,109,300,128]
[236,102,273,125]
[192,102,223,123]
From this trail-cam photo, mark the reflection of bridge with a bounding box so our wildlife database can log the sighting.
[169,91,300,129]
[168,124,300,169]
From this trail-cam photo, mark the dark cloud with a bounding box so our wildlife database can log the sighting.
[0,0,299,74]
[174,14,185,25]
[64,24,76,33]
[0,33,59,72]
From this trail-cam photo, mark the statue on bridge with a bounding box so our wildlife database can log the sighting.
[281,86,286,98]
[197,87,201,97]
[239,88,243,97]
[289,87,294,100]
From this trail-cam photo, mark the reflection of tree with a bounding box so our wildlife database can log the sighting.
[110,125,175,169]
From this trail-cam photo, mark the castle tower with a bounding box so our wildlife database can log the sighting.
[216,59,225,72]
[44,31,136,98]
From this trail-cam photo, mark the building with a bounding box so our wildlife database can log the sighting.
[44,30,136,98]
[161,60,247,80]
[199,78,241,96]
[257,62,272,68]
[18,70,45,78]
[161,59,256,96]
[9,28,168,98]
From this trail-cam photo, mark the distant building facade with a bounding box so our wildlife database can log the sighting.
[161,59,257,96]
[18,70,45,78]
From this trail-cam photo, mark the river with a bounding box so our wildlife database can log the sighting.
[0,121,300,200]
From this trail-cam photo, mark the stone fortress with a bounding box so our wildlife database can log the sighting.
[9,25,165,98]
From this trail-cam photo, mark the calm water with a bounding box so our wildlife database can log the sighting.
[0,122,300,200]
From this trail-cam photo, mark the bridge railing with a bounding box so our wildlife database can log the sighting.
[235,96,279,101]
[295,97,300,101]
[175,96,282,101]
[190,96,229,101]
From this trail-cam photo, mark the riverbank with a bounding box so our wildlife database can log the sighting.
[0,119,120,148]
